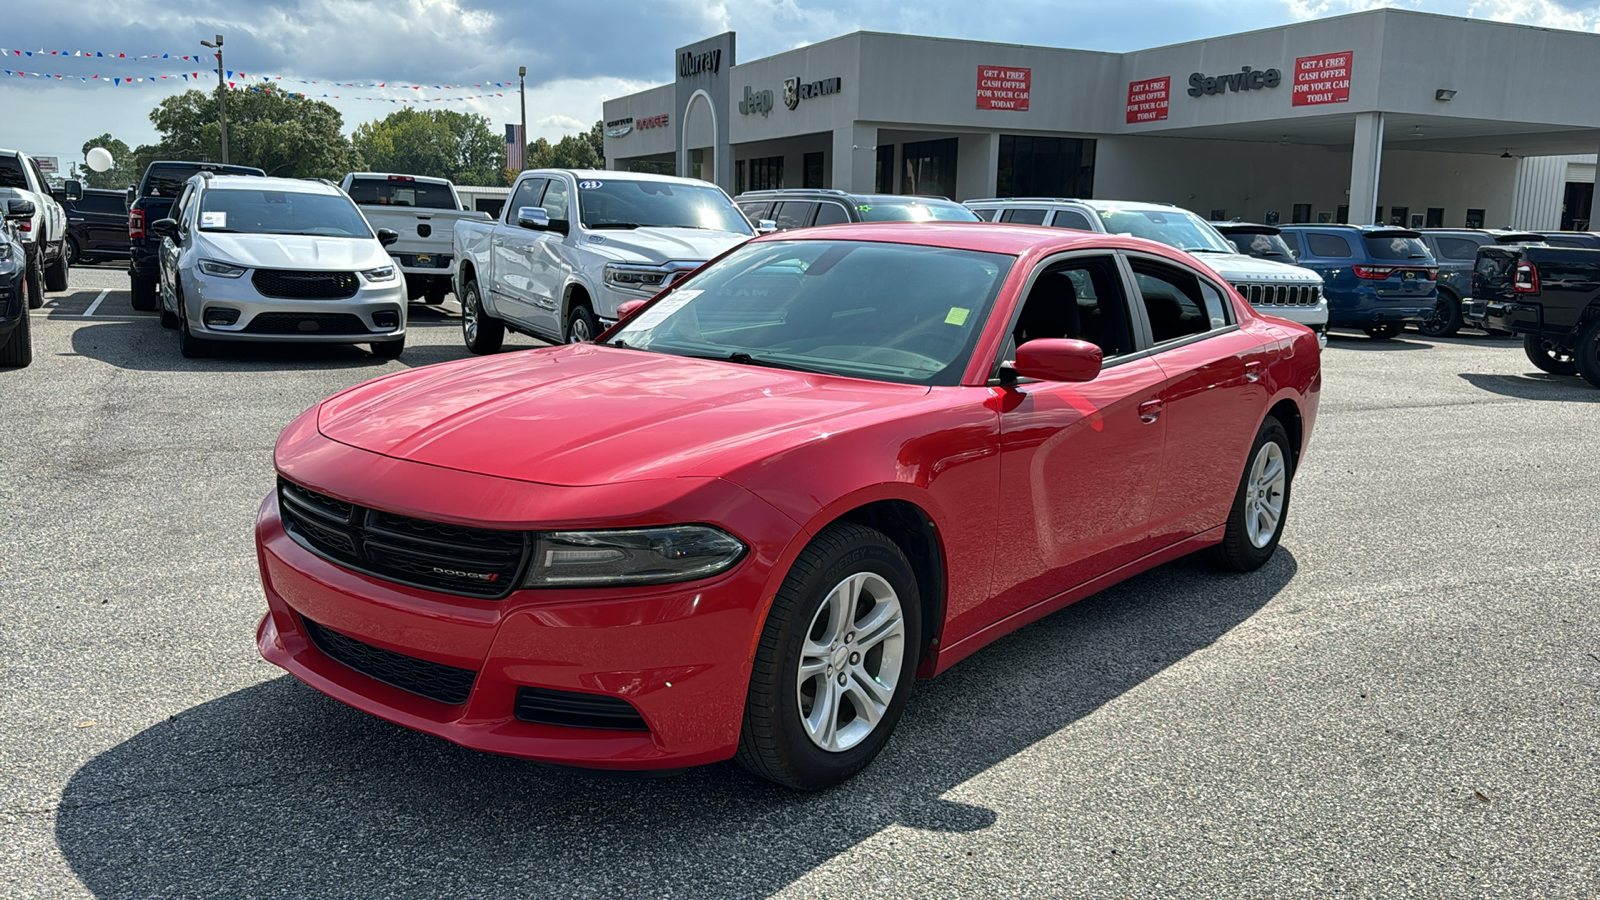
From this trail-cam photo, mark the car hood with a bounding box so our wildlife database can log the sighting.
[1201,252,1323,283]
[316,343,930,486]
[583,226,750,264]
[197,232,390,271]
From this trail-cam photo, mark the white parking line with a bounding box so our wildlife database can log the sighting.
[83,289,111,317]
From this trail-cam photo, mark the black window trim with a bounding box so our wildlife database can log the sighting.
[986,248,1146,385]
[1119,250,1242,356]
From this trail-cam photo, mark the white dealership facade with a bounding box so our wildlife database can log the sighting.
[602,9,1600,231]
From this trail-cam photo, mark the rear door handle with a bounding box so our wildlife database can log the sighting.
[1245,360,1264,383]
[1138,399,1163,424]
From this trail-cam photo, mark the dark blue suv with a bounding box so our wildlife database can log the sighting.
[1278,225,1438,339]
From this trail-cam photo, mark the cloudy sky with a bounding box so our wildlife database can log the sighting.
[3,0,1598,173]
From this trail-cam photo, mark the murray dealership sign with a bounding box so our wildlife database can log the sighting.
[1187,66,1282,97]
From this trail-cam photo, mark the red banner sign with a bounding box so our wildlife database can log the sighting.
[1292,51,1352,107]
[977,66,1031,111]
[1126,77,1170,124]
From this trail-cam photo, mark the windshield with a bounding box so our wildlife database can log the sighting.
[1091,206,1235,253]
[606,239,1013,386]
[346,177,458,210]
[856,200,981,223]
[577,179,752,234]
[199,189,373,238]
[1224,231,1297,260]
[1364,234,1432,261]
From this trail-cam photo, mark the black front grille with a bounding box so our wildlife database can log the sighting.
[252,269,359,299]
[278,478,529,598]
[514,687,650,731]
[302,616,477,705]
[1235,284,1321,307]
[245,313,373,335]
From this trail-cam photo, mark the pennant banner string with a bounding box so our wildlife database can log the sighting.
[0,50,517,91]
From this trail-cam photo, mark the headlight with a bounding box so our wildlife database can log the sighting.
[198,259,247,278]
[604,264,671,295]
[362,265,396,282]
[522,525,746,587]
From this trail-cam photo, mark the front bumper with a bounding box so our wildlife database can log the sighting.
[187,271,406,344]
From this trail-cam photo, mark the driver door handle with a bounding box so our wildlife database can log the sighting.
[1138,399,1163,424]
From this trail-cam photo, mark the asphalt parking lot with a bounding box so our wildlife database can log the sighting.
[3,264,1597,899]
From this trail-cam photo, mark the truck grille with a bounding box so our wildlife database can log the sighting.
[277,478,529,599]
[252,269,359,299]
[1234,283,1322,306]
[302,616,478,705]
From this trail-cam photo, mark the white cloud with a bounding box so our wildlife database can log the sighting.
[1465,0,1600,30]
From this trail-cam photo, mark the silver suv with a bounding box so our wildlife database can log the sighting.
[152,174,407,359]
[967,198,1328,343]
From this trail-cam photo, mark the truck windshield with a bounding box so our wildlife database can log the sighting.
[1091,206,1236,254]
[346,177,458,210]
[199,189,373,238]
[578,179,752,235]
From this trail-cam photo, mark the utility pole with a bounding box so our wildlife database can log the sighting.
[200,34,228,164]
[519,66,527,172]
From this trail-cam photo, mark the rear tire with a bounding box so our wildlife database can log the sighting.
[0,303,33,368]
[461,279,504,354]
[1363,323,1402,340]
[736,522,921,791]
[1208,416,1293,573]
[129,275,158,312]
[370,337,405,359]
[43,241,69,292]
[25,245,44,309]
[1417,290,1461,338]
[1523,333,1577,376]
[1574,318,1600,389]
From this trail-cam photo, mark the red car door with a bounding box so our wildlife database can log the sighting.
[978,253,1168,630]
[1125,255,1275,545]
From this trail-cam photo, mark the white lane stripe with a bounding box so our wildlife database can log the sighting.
[83,289,111,317]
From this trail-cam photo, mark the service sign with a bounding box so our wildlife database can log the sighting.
[1292,51,1353,107]
[977,66,1031,111]
[1126,77,1170,123]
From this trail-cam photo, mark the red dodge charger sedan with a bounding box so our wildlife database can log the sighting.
[257,223,1320,789]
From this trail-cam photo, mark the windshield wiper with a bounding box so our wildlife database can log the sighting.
[1184,247,1230,253]
[588,222,643,229]
[701,351,816,373]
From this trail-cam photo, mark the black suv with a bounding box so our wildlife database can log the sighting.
[735,189,979,230]
[128,160,264,310]
[54,187,131,265]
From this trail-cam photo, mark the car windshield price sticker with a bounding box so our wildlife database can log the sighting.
[627,290,699,332]
[1292,52,1353,106]
[578,180,604,190]
[200,211,226,229]
[977,66,1030,111]
[1126,77,1170,123]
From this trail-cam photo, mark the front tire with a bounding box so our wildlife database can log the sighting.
[1523,333,1577,376]
[424,285,448,305]
[1363,323,1402,340]
[736,522,922,791]
[0,303,33,368]
[1208,416,1293,572]
[25,245,44,309]
[370,337,405,359]
[565,303,600,343]
[176,290,211,359]
[66,236,81,267]
[1417,290,1461,338]
[43,241,69,292]
[460,279,504,354]
[1574,318,1600,389]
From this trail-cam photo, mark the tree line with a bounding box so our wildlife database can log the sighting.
[74,87,606,189]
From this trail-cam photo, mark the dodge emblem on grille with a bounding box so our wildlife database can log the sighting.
[433,566,499,582]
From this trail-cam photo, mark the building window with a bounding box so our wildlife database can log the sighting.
[736,160,745,194]
[803,152,825,189]
[748,156,784,191]
[903,138,959,198]
[1464,208,1485,229]
[1388,206,1409,226]
[1425,207,1445,228]
[1336,205,1348,224]
[996,136,1096,199]
[1292,203,1311,224]
[1562,183,1593,230]
[876,145,895,193]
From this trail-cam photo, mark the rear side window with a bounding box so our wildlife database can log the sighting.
[1001,208,1049,225]
[773,202,814,230]
[738,201,771,222]
[1050,210,1093,231]
[1131,259,1214,344]
[1305,233,1353,258]
[345,177,458,209]
[83,194,127,216]
[813,203,850,226]
[1364,235,1431,260]
[1433,236,1485,260]
[1278,231,1301,256]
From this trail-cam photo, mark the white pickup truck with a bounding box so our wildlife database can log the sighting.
[339,172,489,304]
[453,169,754,350]
[0,149,74,309]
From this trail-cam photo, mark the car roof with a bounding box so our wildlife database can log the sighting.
[749,220,1199,259]
[1212,222,1280,234]
[346,172,453,185]
[201,175,340,195]
[738,190,960,204]
[527,168,712,188]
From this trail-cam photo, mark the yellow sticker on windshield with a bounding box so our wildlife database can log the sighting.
[945,307,970,326]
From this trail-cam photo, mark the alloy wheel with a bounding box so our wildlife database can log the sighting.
[567,316,592,343]
[796,572,906,753]
[1244,441,1287,549]
[464,291,479,344]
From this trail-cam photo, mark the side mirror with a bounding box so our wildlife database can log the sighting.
[615,299,649,322]
[1010,338,1102,383]
[4,199,36,221]
[376,228,400,247]
[150,218,180,239]
[517,206,550,230]
[64,180,84,202]
[757,219,778,234]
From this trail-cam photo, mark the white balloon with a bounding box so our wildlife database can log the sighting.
[86,147,114,172]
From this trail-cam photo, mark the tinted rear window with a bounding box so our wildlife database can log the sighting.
[1433,236,1484,260]
[345,177,458,209]
[141,165,261,199]
[1365,234,1431,260]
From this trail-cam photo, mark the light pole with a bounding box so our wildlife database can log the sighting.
[518,66,527,172]
[200,34,228,164]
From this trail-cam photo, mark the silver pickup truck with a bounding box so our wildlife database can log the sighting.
[340,172,488,304]
[452,169,753,350]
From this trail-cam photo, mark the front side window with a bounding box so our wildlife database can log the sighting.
[607,240,1013,386]
[577,179,752,234]
[813,203,850,226]
[540,178,570,224]
[1001,208,1049,225]
[506,178,546,223]
[198,189,373,238]
[1131,259,1216,344]
[1009,255,1134,359]
[1050,210,1094,231]
[773,202,814,230]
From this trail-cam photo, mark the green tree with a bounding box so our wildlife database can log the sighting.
[526,123,605,170]
[148,88,361,179]
[72,134,135,188]
[351,108,504,186]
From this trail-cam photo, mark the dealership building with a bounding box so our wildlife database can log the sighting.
[601,9,1600,230]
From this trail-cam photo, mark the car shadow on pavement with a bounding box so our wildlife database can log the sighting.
[1324,333,1429,351]
[66,320,484,373]
[55,550,1295,899]
[1457,371,1600,402]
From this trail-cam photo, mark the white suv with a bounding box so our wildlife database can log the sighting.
[967,198,1328,343]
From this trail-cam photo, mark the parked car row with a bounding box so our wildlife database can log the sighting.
[0,148,74,311]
